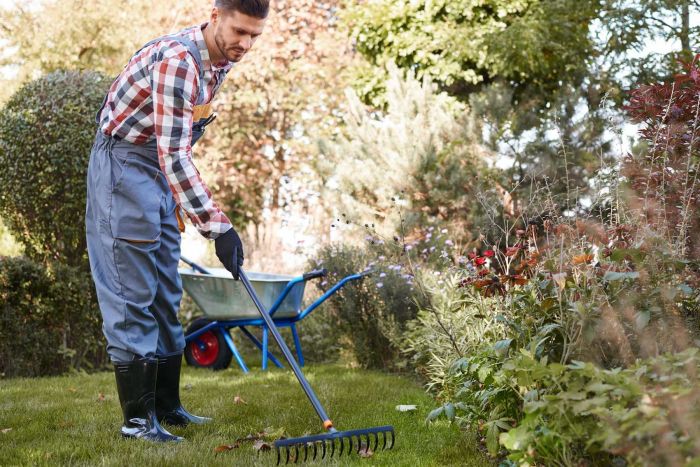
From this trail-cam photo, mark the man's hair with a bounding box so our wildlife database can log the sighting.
[214,0,269,18]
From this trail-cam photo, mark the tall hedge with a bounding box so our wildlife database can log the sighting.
[0,70,109,268]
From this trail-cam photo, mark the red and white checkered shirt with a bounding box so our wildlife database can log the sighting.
[98,23,233,239]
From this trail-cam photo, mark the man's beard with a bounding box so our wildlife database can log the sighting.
[214,30,245,63]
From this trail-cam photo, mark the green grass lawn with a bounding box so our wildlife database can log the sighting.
[0,363,491,466]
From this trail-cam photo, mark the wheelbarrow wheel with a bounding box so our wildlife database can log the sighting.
[184,318,232,371]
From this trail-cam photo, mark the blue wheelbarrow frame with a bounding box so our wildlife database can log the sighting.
[180,256,370,372]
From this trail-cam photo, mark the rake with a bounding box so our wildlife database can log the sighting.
[233,268,396,463]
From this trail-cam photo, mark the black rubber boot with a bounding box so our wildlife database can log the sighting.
[114,357,183,442]
[155,354,212,426]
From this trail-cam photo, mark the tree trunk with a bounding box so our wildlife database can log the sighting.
[680,1,691,54]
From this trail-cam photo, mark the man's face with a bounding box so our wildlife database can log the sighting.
[212,9,267,63]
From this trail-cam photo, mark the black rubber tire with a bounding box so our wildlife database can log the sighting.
[184,317,232,371]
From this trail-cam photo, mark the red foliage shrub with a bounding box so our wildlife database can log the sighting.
[624,55,700,260]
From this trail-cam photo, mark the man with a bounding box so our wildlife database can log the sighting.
[85,0,268,442]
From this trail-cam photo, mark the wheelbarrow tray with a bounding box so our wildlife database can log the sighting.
[179,268,306,320]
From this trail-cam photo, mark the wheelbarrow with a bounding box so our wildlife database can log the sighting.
[179,256,370,372]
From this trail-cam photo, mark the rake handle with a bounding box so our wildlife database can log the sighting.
[238,269,336,432]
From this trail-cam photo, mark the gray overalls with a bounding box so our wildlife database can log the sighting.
[86,36,215,363]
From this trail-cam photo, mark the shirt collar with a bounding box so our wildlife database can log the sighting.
[195,23,233,73]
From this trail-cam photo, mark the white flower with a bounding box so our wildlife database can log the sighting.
[376,282,384,288]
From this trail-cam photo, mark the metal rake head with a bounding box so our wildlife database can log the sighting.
[274,426,395,464]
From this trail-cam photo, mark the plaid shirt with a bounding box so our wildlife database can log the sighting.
[98,24,233,239]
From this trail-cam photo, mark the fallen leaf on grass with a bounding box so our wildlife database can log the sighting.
[97,392,105,402]
[359,446,374,458]
[395,405,417,412]
[253,439,272,451]
[214,431,270,454]
[214,442,241,452]
[233,395,247,405]
[1,428,11,434]
[67,388,77,393]
[184,384,192,391]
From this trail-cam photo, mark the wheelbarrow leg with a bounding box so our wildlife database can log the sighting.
[222,329,249,373]
[239,326,283,369]
[262,326,269,370]
[291,324,304,367]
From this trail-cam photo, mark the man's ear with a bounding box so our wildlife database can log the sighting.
[210,7,220,26]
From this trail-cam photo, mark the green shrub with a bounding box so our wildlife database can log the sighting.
[295,300,344,364]
[433,347,700,465]
[403,273,509,398]
[0,256,106,377]
[414,216,700,463]
[310,243,426,370]
[0,70,110,268]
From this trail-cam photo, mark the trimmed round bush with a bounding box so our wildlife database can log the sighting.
[0,70,110,268]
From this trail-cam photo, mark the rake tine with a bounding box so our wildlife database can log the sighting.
[321,440,327,460]
[339,436,346,457]
[330,437,336,459]
[285,446,291,465]
[382,430,387,450]
[294,445,300,464]
[312,442,318,461]
[388,430,395,449]
[361,434,368,454]
[356,435,362,454]
[371,432,379,452]
[276,447,281,466]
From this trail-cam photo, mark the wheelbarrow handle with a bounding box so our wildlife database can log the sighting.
[302,268,328,281]
[179,256,212,275]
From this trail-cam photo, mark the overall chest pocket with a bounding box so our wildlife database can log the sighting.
[191,103,215,146]
[109,151,162,243]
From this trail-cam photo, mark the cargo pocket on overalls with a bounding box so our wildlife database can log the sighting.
[110,151,162,243]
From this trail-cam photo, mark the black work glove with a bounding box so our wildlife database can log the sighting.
[215,228,244,280]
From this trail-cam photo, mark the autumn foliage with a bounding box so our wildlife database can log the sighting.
[624,55,700,260]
